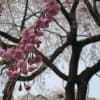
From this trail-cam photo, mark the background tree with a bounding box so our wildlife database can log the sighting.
[0,0,100,100]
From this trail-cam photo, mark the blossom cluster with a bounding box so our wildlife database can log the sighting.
[34,0,60,29]
[0,0,60,92]
[0,29,43,78]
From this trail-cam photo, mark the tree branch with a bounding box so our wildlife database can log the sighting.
[84,0,100,26]
[25,11,40,20]
[50,41,70,62]
[56,0,71,25]
[0,31,19,43]
[20,0,29,31]
[3,78,17,100]
[34,48,68,80]
[79,34,100,46]
[79,60,100,82]
[70,0,79,14]
[18,64,47,81]
[53,18,68,33]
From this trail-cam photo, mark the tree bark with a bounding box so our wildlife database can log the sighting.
[65,43,82,100]
[76,83,87,100]
[3,78,17,100]
[65,82,75,100]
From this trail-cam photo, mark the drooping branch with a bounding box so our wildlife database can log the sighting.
[84,0,100,26]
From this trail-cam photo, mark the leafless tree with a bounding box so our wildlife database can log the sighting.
[0,0,100,100]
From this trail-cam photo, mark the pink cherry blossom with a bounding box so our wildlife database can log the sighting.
[6,48,15,59]
[42,0,60,16]
[20,29,29,38]
[2,52,13,62]
[34,39,41,48]
[12,71,20,78]
[0,0,60,79]
[6,69,13,77]
[24,84,31,91]
[0,49,4,56]
[21,67,28,74]
[20,38,28,44]
[16,59,25,68]
[24,43,34,53]
[28,65,37,72]
[35,31,44,36]
[8,66,15,71]
[29,55,42,64]
[28,57,34,65]
[19,44,25,50]
[14,48,24,60]
[2,48,15,62]
[33,18,49,28]
[21,29,35,39]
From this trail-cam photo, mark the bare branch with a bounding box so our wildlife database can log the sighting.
[56,0,71,24]
[3,78,17,100]
[34,48,68,80]
[25,11,40,20]
[0,66,7,75]
[95,73,100,78]
[70,0,79,14]
[50,41,70,62]
[84,0,100,26]
[79,34,100,46]
[54,18,68,33]
[79,60,100,82]
[20,0,29,31]
[43,29,67,38]
[0,31,19,43]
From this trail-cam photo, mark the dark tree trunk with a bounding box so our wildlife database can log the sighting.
[65,82,88,100]
[76,85,87,100]
[65,82,75,100]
